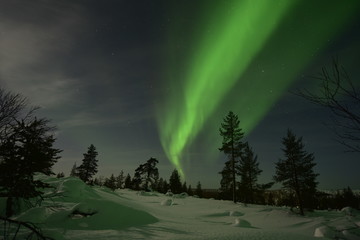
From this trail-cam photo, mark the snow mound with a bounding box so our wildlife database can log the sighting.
[342,230,360,240]
[232,218,253,228]
[173,192,188,198]
[229,210,244,216]
[161,198,173,206]
[314,226,335,238]
[137,190,159,197]
[16,176,158,231]
[341,207,357,216]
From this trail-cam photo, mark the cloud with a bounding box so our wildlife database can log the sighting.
[0,0,85,108]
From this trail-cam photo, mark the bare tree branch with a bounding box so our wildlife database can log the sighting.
[293,58,360,153]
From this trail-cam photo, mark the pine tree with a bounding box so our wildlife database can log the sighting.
[182,182,188,193]
[77,144,99,184]
[70,162,78,177]
[124,174,132,189]
[169,169,182,194]
[134,157,159,191]
[104,174,117,191]
[163,180,170,193]
[156,177,165,193]
[219,111,245,203]
[115,170,125,189]
[187,185,193,196]
[195,181,203,198]
[274,129,319,215]
[238,143,262,204]
[0,117,61,217]
[132,171,141,190]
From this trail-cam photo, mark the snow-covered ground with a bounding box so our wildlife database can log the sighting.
[2,176,360,240]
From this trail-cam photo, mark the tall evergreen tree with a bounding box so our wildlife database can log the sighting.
[274,129,319,215]
[238,143,262,204]
[124,174,132,189]
[195,181,203,198]
[182,182,188,193]
[70,162,78,177]
[116,170,125,189]
[169,169,182,194]
[219,111,245,203]
[132,171,142,190]
[77,144,99,184]
[0,117,61,217]
[187,185,193,196]
[104,174,117,191]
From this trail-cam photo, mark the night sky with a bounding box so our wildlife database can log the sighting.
[1,0,359,190]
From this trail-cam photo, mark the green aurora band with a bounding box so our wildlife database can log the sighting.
[157,0,360,179]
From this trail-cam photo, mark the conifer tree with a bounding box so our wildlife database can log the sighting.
[132,171,142,190]
[195,181,203,198]
[133,157,159,191]
[156,177,165,193]
[0,117,61,217]
[274,129,319,215]
[104,174,117,191]
[70,162,78,177]
[77,144,99,184]
[163,180,170,193]
[187,185,193,196]
[124,174,132,189]
[169,169,182,194]
[182,182,188,193]
[219,111,245,203]
[238,143,262,204]
[116,170,125,189]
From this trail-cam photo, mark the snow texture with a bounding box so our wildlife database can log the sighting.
[2,175,360,240]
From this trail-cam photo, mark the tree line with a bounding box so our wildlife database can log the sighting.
[66,147,204,197]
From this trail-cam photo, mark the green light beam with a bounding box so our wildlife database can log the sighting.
[157,0,360,179]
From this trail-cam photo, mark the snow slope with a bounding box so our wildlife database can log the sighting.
[3,176,360,240]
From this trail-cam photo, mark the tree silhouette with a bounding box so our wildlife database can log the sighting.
[116,170,125,189]
[169,169,182,194]
[238,142,262,204]
[295,59,360,153]
[70,162,78,177]
[104,174,117,191]
[195,181,203,198]
[219,111,245,203]
[274,129,319,215]
[124,174,132,189]
[134,157,159,191]
[0,117,61,217]
[77,144,99,184]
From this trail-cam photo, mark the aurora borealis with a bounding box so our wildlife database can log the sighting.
[157,0,360,178]
[0,0,359,189]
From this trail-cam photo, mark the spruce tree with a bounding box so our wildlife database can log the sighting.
[274,129,319,215]
[70,162,78,177]
[116,170,125,189]
[169,169,182,194]
[187,185,193,196]
[124,174,132,189]
[238,143,262,204]
[132,171,142,190]
[0,117,61,217]
[219,111,244,203]
[195,181,203,198]
[182,182,188,193]
[77,144,99,184]
[104,174,117,191]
